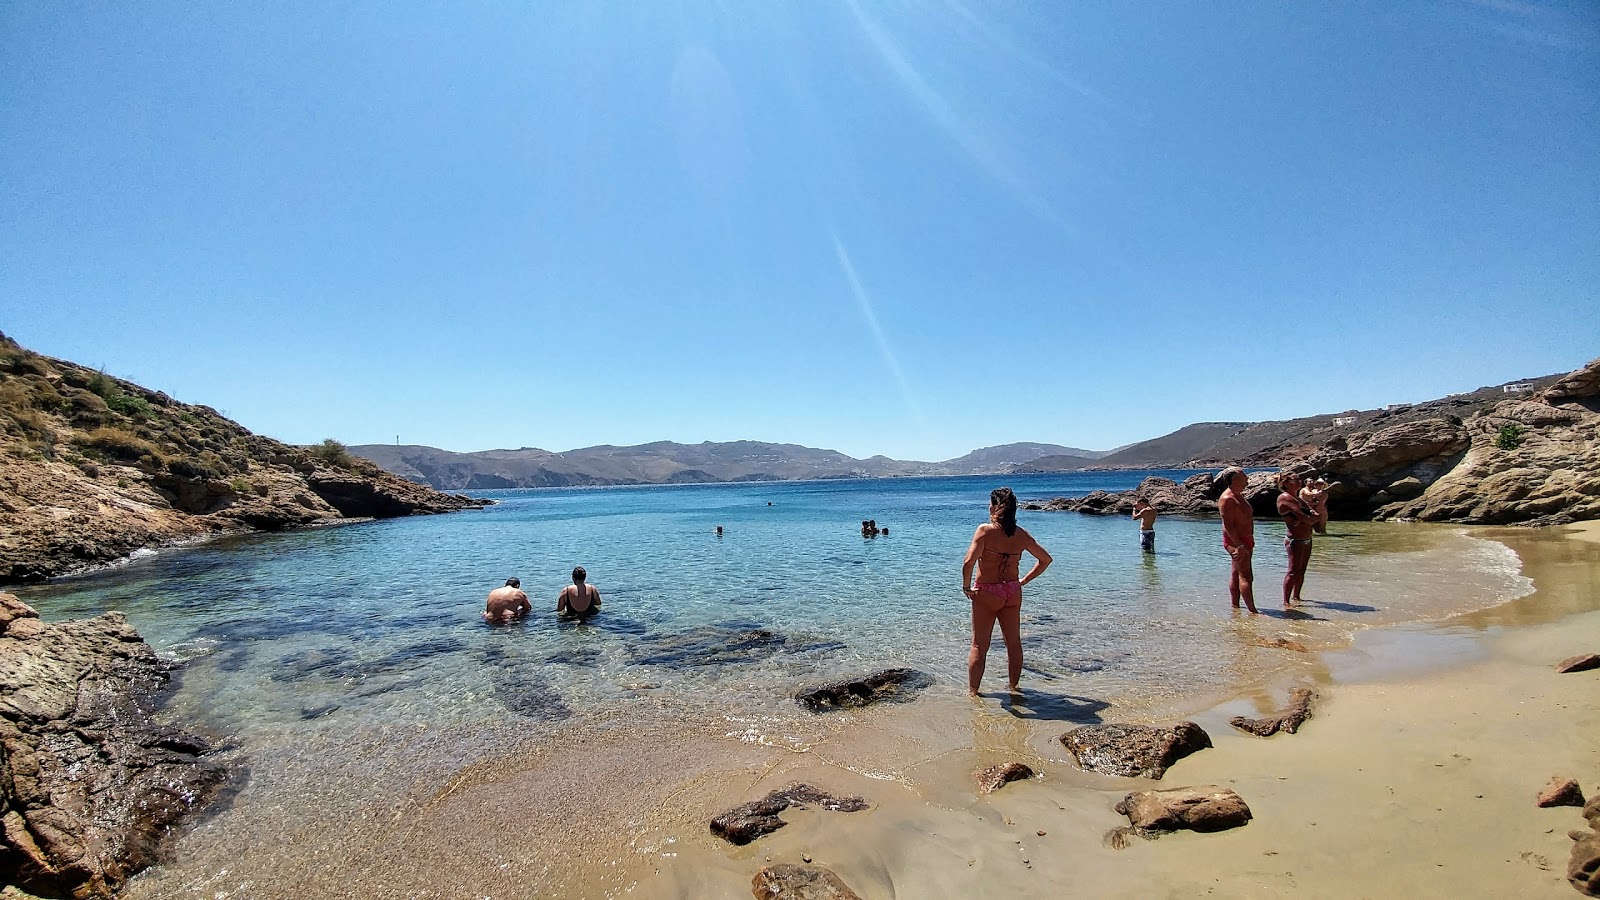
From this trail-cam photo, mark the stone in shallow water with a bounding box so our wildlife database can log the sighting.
[975,762,1034,795]
[1230,688,1316,737]
[1115,785,1252,833]
[490,667,572,720]
[794,668,931,712]
[1060,722,1212,779]
[629,625,789,668]
[751,863,862,900]
[710,784,869,845]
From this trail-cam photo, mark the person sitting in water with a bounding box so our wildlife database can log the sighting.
[861,519,880,537]
[557,566,602,620]
[484,577,531,623]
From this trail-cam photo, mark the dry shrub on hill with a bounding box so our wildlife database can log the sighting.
[77,426,164,467]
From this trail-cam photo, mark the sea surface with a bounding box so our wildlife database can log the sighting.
[12,470,1534,894]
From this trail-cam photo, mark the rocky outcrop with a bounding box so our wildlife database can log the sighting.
[751,863,863,900]
[1024,472,1282,519]
[1230,688,1315,737]
[1376,358,1600,525]
[0,593,228,897]
[1572,796,1600,896]
[710,784,869,845]
[0,333,487,584]
[1059,722,1212,779]
[1114,786,1252,833]
[974,762,1034,795]
[794,668,931,712]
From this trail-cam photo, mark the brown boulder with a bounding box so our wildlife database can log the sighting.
[1230,688,1316,737]
[752,863,863,900]
[0,594,228,897]
[1557,654,1600,674]
[1115,785,1252,833]
[1573,830,1600,897]
[1542,357,1600,404]
[1537,777,1585,808]
[710,784,869,846]
[1060,722,1212,779]
[975,762,1034,795]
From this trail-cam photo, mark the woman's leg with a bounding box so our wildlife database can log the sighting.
[997,598,1023,691]
[968,593,1000,694]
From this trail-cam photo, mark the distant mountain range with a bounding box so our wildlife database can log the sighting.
[351,371,1567,490]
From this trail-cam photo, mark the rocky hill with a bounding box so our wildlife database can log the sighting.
[1028,357,1600,526]
[1097,373,1568,470]
[0,333,485,584]
[349,440,1118,490]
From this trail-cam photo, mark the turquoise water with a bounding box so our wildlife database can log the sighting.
[16,470,1528,733]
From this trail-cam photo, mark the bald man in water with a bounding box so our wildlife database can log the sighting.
[484,577,531,623]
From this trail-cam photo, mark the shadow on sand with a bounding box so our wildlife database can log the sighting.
[1258,607,1324,621]
[994,688,1110,724]
[1300,599,1379,613]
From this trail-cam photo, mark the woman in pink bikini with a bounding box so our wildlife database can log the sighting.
[961,487,1053,696]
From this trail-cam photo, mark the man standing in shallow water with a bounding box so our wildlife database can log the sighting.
[1132,498,1158,553]
[484,578,531,623]
[1217,468,1258,614]
[1277,472,1318,607]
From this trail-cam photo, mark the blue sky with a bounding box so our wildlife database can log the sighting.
[4,2,1596,462]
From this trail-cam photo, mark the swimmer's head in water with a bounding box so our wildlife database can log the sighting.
[990,487,1018,536]
[572,566,586,583]
[505,577,520,588]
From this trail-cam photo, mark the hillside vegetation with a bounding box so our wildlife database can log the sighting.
[0,333,482,583]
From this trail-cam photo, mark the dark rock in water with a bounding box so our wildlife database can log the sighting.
[751,863,863,900]
[709,783,869,845]
[0,592,229,898]
[630,625,788,668]
[300,704,340,720]
[975,762,1034,795]
[545,645,603,667]
[1060,721,1212,779]
[490,667,572,721]
[1115,785,1252,833]
[1230,688,1315,737]
[794,668,931,712]
[1538,776,1586,808]
[1556,654,1600,674]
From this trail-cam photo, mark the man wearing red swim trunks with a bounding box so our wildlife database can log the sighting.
[1277,472,1317,608]
[1217,468,1257,614]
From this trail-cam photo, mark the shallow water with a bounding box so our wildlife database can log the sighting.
[11,471,1534,896]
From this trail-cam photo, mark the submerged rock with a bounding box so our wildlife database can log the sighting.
[490,667,572,721]
[751,863,863,900]
[794,668,931,712]
[1060,722,1212,779]
[975,762,1034,795]
[710,783,869,845]
[0,593,229,897]
[1230,688,1316,737]
[1115,785,1252,833]
[629,625,789,668]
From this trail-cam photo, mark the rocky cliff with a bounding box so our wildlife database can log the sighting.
[0,333,486,583]
[1027,358,1600,527]
[0,593,228,897]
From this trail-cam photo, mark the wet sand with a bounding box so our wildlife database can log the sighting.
[127,523,1600,898]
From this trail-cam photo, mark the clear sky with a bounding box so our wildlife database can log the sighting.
[4,2,1597,462]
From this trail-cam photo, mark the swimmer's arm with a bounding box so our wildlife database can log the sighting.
[591,588,601,609]
[556,587,569,613]
[516,593,531,616]
[1019,531,1052,587]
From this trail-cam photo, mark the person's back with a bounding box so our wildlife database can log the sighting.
[484,578,531,623]
[557,566,601,619]
[1133,500,1158,553]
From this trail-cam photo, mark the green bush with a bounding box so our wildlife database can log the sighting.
[87,370,114,398]
[105,391,153,416]
[309,438,353,468]
[1495,423,1526,451]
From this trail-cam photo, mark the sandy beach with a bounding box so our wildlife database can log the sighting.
[165,522,1597,899]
